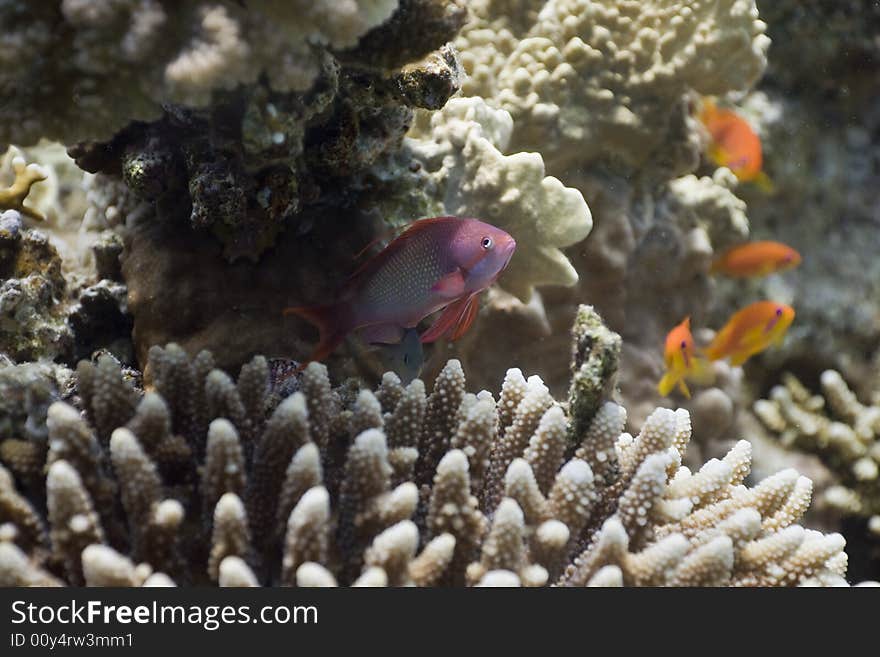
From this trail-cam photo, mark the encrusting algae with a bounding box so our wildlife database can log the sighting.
[0,307,867,587]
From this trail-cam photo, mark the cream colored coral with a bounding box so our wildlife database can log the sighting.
[0,328,864,587]
[248,0,399,50]
[218,556,259,587]
[406,97,592,301]
[491,0,768,172]
[165,6,254,105]
[0,147,48,220]
[208,493,253,582]
[754,371,880,520]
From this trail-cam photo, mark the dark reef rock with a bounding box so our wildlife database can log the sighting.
[121,204,373,377]
[0,211,73,362]
[72,45,462,262]
[341,0,468,71]
[67,280,133,365]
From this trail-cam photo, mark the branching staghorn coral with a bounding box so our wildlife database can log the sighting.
[754,371,880,534]
[0,307,859,587]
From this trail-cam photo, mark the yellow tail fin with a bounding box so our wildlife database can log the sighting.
[753,171,774,194]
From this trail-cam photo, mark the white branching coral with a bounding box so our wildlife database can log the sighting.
[754,371,880,533]
[406,96,592,301]
[0,308,863,588]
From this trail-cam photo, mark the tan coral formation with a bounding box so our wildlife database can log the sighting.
[754,370,880,534]
[405,97,592,301]
[0,307,861,587]
[459,0,768,176]
[0,0,403,147]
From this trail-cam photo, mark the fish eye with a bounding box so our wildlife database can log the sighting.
[775,307,783,317]
[680,340,688,350]
[403,354,409,364]
[481,236,493,250]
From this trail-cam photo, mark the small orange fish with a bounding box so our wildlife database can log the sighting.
[657,317,713,398]
[699,99,773,192]
[704,301,795,367]
[710,241,802,278]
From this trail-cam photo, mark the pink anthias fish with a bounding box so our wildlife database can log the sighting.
[284,216,517,366]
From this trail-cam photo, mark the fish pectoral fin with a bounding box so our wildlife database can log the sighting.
[657,373,677,397]
[688,357,716,386]
[678,379,692,399]
[753,171,775,194]
[707,144,727,167]
[420,296,470,343]
[431,268,466,298]
[359,323,405,345]
[450,295,480,341]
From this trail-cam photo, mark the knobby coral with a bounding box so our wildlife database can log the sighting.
[0,0,409,147]
[0,147,48,221]
[0,307,857,587]
[754,371,880,534]
[64,0,466,262]
[459,0,769,178]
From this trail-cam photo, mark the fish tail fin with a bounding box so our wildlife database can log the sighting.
[658,372,679,397]
[729,351,750,367]
[283,303,350,366]
[754,171,775,194]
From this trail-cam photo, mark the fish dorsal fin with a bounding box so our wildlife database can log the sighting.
[431,268,466,298]
[345,216,460,284]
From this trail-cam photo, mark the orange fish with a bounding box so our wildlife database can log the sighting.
[657,317,713,398]
[704,301,795,367]
[699,99,773,192]
[710,241,802,278]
